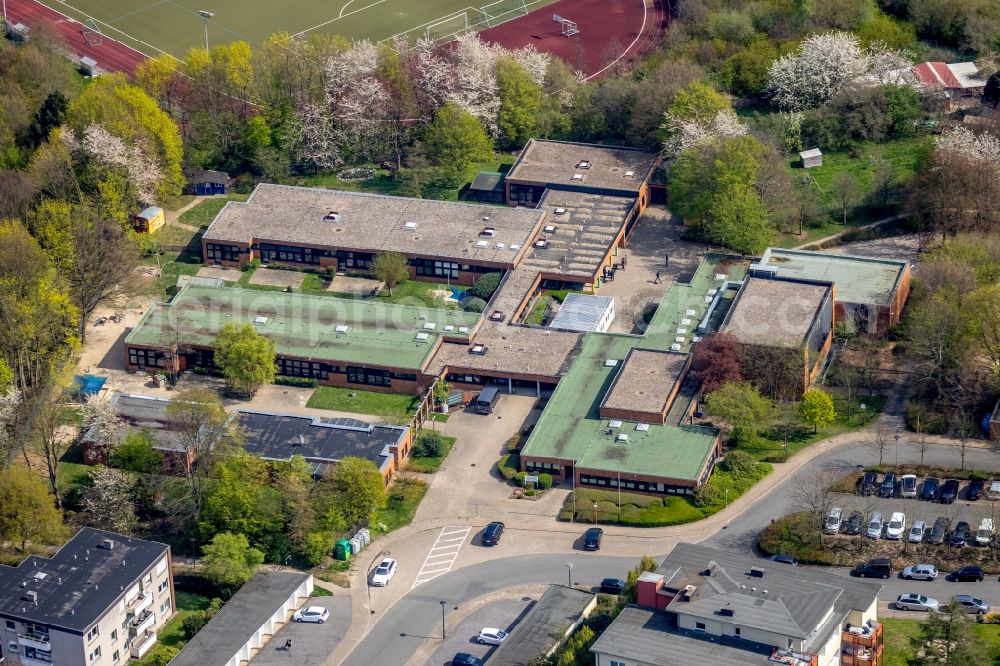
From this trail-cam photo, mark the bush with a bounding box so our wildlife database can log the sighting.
[463,296,487,313]
[693,484,722,508]
[471,272,503,300]
[513,471,527,487]
[524,489,536,497]
[538,473,553,489]
[182,613,209,639]
[498,453,520,479]
[275,376,318,388]
[720,450,759,477]
[413,431,445,458]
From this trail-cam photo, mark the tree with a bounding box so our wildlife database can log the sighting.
[705,381,775,444]
[965,284,1000,379]
[372,252,410,296]
[868,426,892,466]
[690,332,742,395]
[200,452,278,546]
[201,532,264,591]
[705,183,775,254]
[984,72,1000,108]
[82,467,138,535]
[949,413,977,471]
[110,429,163,475]
[496,58,540,150]
[830,172,861,224]
[872,159,897,211]
[790,471,835,530]
[471,272,502,300]
[423,102,494,187]
[414,431,446,458]
[26,91,68,148]
[332,456,387,529]
[81,393,126,460]
[0,466,65,552]
[913,600,983,665]
[214,323,276,396]
[798,388,836,432]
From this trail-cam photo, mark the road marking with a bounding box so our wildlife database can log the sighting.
[412,525,470,588]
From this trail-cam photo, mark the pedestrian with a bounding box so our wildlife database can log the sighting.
[622,255,627,269]
[285,639,292,652]
[664,253,669,267]
[654,270,661,284]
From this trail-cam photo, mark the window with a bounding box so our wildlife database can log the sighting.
[128,348,165,370]
[347,366,391,387]
[734,627,741,637]
[8,642,17,654]
[413,258,458,279]
[156,560,167,576]
[277,358,328,380]
[695,622,706,631]
[158,580,169,594]
[143,574,152,586]
[86,626,100,642]
[113,650,120,663]
[89,646,102,661]
[205,243,240,262]
[4,620,14,630]
[110,630,117,642]
[787,639,794,649]
[610,662,625,666]
[258,243,320,265]
[160,600,171,614]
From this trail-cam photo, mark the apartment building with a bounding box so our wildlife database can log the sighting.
[0,528,174,666]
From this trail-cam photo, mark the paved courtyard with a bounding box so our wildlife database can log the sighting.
[248,593,352,665]
[250,267,305,288]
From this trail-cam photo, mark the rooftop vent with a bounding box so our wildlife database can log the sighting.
[554,207,567,215]
[422,322,436,330]
[469,344,487,355]
[32,572,47,580]
[543,225,556,233]
[510,244,521,250]
[682,584,698,598]
[254,316,268,325]
[636,423,650,432]
[749,567,765,578]
[571,174,583,181]
[102,538,115,550]
[443,325,454,332]
[577,160,591,169]
[534,239,548,249]
[475,240,489,248]
[481,227,496,237]
[403,221,418,231]
[334,325,349,334]
[616,433,629,442]
[604,359,619,367]
[609,420,622,428]
[415,332,429,343]
[489,310,505,322]
[458,326,469,334]
[496,243,507,250]
[23,590,37,603]
[323,211,340,222]
[719,608,735,617]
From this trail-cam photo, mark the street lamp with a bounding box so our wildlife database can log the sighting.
[440,600,447,639]
[894,428,900,467]
[366,549,390,615]
[593,502,599,525]
[197,10,214,51]
[566,562,574,588]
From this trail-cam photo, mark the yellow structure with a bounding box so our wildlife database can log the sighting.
[133,206,165,233]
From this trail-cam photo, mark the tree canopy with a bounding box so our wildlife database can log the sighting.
[423,102,494,187]
[705,381,775,444]
[0,466,65,551]
[372,252,410,296]
[798,388,836,432]
[201,532,264,590]
[214,323,277,396]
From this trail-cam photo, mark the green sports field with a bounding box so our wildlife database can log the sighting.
[41,0,551,59]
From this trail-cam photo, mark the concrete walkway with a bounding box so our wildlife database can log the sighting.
[791,214,904,250]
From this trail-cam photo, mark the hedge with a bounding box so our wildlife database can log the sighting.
[275,376,318,388]
[471,272,503,300]
[498,453,519,480]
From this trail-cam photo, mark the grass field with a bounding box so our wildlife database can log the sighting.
[39,0,553,60]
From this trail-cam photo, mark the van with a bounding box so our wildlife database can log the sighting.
[900,474,918,498]
[475,386,501,415]
[976,518,994,546]
[824,507,843,534]
[855,558,893,579]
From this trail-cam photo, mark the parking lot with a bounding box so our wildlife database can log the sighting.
[428,595,535,665]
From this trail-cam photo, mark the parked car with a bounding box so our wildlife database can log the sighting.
[452,654,485,666]
[370,557,397,586]
[584,527,604,551]
[854,558,893,579]
[600,578,626,595]
[824,507,843,534]
[858,472,879,496]
[880,472,898,498]
[949,565,985,582]
[921,477,941,501]
[770,554,798,566]
[475,386,501,414]
[902,564,939,581]
[940,479,960,503]
[477,628,509,645]
[950,521,971,547]
[844,511,864,535]
[293,606,330,623]
[900,474,918,498]
[967,479,985,501]
[886,512,906,540]
[952,595,990,614]
[976,519,994,547]
[866,512,884,539]
[482,521,505,546]
[896,593,940,612]
[908,520,926,543]
[988,480,1000,501]
[928,517,950,544]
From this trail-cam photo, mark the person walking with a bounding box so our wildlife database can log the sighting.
[654,270,661,284]
[284,639,292,652]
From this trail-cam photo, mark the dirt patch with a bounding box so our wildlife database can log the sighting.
[249,267,305,288]
[197,266,241,281]
[329,275,383,295]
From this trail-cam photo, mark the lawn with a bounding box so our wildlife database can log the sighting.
[524,289,571,325]
[373,477,428,533]
[142,250,203,301]
[377,278,467,309]
[406,433,457,473]
[306,387,420,422]
[56,461,97,497]
[134,591,213,666]
[178,195,248,227]
[882,618,1000,666]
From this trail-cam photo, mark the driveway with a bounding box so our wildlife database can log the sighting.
[249,594,351,665]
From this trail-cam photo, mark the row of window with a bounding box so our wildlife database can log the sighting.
[578,474,694,496]
[129,348,166,369]
[275,360,416,384]
[206,243,240,262]
[259,243,322,265]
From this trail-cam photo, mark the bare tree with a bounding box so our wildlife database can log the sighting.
[872,159,897,211]
[831,172,861,225]
[31,386,74,509]
[790,470,835,530]
[80,394,126,462]
[950,413,977,471]
[868,426,892,466]
[916,431,931,470]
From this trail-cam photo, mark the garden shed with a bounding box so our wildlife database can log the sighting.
[799,148,823,168]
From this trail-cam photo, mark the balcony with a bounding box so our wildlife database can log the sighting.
[842,621,883,666]
[769,648,818,666]
[129,609,155,636]
[130,630,157,659]
[17,631,50,651]
[126,591,154,616]
[20,650,53,666]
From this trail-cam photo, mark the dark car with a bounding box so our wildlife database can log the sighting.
[949,565,985,582]
[481,521,505,546]
[940,479,960,503]
[858,472,879,496]
[928,517,950,544]
[854,558,893,579]
[967,479,985,501]
[880,472,897,498]
[950,521,971,547]
[453,653,485,666]
[771,554,798,566]
[843,511,864,535]
[584,527,604,551]
[600,578,626,595]
[921,477,941,501]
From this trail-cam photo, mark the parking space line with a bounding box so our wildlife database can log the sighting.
[412,525,471,589]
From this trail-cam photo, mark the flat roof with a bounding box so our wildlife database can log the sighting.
[470,171,504,192]
[239,411,406,472]
[507,139,659,192]
[721,276,830,348]
[0,528,168,632]
[170,571,310,666]
[202,183,544,265]
[758,248,907,307]
[125,284,480,371]
[601,349,688,416]
[550,293,615,333]
[489,586,595,666]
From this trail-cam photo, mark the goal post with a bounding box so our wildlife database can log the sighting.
[477,0,529,28]
[82,18,104,46]
[425,11,471,44]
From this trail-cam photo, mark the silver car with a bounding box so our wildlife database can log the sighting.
[952,595,990,615]
[896,593,939,612]
[901,564,938,581]
[908,520,926,543]
[866,512,884,539]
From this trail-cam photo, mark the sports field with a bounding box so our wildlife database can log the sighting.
[34,0,555,59]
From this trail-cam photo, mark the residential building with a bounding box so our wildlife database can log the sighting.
[591,543,883,666]
[0,528,175,666]
[169,572,312,666]
[489,586,597,666]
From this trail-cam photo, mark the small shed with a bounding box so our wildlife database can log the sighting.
[78,56,100,77]
[133,206,165,233]
[188,169,231,195]
[799,148,823,168]
[467,171,505,204]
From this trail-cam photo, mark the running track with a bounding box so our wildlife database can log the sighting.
[5,0,148,75]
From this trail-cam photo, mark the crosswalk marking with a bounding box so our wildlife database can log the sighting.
[412,526,471,588]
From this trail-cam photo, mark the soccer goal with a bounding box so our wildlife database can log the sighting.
[552,13,579,37]
[82,18,104,46]
[476,0,529,29]
[425,11,472,44]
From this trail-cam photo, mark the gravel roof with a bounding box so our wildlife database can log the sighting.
[721,276,831,348]
[507,139,660,192]
[203,183,544,265]
[601,349,688,416]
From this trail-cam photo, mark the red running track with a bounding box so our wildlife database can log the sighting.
[5,0,148,75]
[479,0,668,79]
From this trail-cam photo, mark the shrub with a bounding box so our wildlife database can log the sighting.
[463,296,487,313]
[275,376,318,388]
[414,431,445,458]
[182,613,209,639]
[471,272,503,300]
[513,471,527,487]
[524,489,536,497]
[498,453,520,479]
[720,450,759,477]
[538,473,553,489]
[693,483,721,508]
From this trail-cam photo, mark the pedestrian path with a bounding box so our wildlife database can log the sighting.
[411,526,470,589]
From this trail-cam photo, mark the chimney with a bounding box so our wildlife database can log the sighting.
[23,591,38,603]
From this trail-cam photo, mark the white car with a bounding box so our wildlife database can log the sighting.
[293,606,330,623]
[886,512,906,540]
[900,474,918,498]
[896,593,939,612]
[866,512,884,539]
[477,628,509,645]
[370,557,397,586]
[901,564,938,581]
[908,520,926,543]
